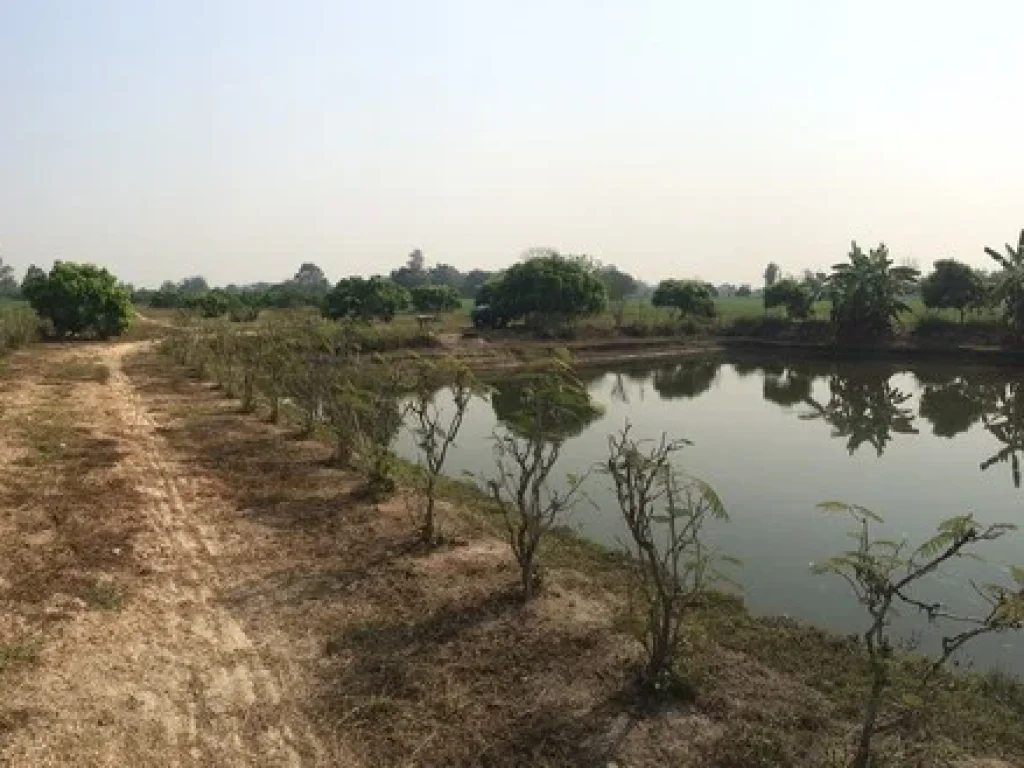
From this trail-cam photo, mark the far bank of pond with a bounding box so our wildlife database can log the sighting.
[397,352,1024,678]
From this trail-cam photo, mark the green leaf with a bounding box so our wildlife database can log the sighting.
[817,501,883,523]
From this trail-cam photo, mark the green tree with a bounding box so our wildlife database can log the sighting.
[389,249,429,290]
[410,284,461,313]
[427,263,463,290]
[21,261,132,338]
[0,256,18,298]
[801,269,828,295]
[651,280,716,320]
[485,251,607,331]
[599,265,639,328]
[763,262,781,289]
[292,262,330,289]
[185,289,234,318]
[920,259,984,323]
[178,276,209,296]
[984,229,1024,341]
[735,284,752,298]
[763,278,814,319]
[324,276,410,322]
[825,243,919,342]
[461,268,494,299]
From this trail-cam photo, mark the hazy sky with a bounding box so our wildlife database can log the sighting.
[1,1,1022,288]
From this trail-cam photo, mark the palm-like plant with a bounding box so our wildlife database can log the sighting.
[984,229,1024,341]
[826,243,919,342]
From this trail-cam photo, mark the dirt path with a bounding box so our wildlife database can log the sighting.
[0,344,328,767]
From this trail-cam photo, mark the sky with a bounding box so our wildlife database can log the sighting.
[1,0,1023,288]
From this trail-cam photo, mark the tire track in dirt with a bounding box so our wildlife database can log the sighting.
[1,344,329,767]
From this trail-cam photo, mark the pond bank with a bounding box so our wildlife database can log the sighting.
[436,334,1024,373]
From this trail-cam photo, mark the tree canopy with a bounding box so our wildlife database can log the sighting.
[825,243,919,342]
[985,229,1024,341]
[411,284,461,313]
[598,265,639,302]
[0,256,18,298]
[324,276,410,322]
[479,251,607,330]
[21,261,132,338]
[651,279,716,319]
[920,259,984,322]
[764,278,814,319]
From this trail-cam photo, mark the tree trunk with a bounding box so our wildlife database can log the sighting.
[521,560,533,601]
[853,673,886,768]
[421,489,436,544]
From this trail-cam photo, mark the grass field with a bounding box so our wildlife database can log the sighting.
[139,294,1008,347]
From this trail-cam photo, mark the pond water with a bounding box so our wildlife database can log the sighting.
[395,355,1024,677]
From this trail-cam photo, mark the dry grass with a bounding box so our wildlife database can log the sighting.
[123,347,1024,767]
[0,347,145,756]
[1,339,1016,765]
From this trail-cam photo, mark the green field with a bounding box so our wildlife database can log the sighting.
[443,296,1002,331]
[145,294,1006,343]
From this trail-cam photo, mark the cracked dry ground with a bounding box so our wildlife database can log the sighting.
[0,343,334,766]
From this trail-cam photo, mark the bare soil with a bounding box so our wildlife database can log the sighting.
[0,341,1020,767]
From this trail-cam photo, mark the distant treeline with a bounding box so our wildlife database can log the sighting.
[132,255,500,311]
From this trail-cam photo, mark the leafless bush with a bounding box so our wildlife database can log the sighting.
[407,356,481,544]
[815,503,1024,768]
[604,422,732,696]
[486,359,594,600]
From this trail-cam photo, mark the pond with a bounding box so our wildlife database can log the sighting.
[395,354,1024,677]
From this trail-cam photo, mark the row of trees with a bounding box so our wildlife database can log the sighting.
[136,252,498,313]
[161,313,1023,766]
[754,230,1024,342]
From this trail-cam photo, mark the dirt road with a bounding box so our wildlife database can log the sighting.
[0,344,329,767]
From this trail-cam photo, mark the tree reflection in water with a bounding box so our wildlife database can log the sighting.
[760,360,1024,488]
[980,383,1024,487]
[651,359,720,400]
[800,367,919,456]
[913,369,1024,488]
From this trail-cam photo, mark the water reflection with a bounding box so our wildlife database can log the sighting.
[743,360,1024,487]
[650,360,720,400]
[762,368,813,407]
[490,375,603,441]
[918,378,987,438]
[801,369,919,457]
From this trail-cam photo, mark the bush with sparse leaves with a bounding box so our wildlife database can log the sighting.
[813,503,1024,768]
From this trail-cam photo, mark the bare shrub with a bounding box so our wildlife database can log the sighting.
[407,356,481,544]
[486,358,596,600]
[604,422,732,696]
[814,503,1024,768]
